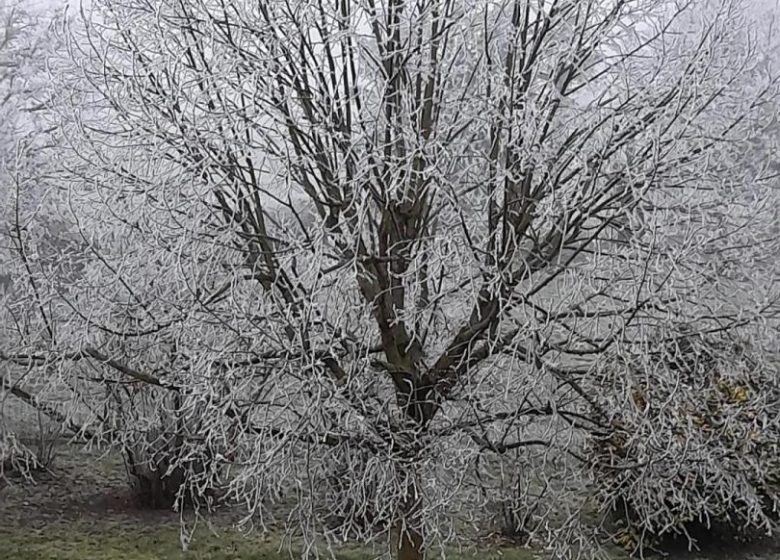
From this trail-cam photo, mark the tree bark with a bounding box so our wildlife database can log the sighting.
[395,470,424,560]
[397,524,424,560]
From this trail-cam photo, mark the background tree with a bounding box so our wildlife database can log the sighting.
[0,0,75,476]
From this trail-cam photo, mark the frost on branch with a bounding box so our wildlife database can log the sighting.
[1,0,779,559]
[587,327,780,553]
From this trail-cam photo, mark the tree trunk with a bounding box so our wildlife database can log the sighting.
[397,524,424,560]
[395,471,424,560]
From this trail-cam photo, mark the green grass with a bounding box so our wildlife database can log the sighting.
[0,522,538,560]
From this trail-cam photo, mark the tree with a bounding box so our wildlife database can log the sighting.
[3,0,779,558]
[0,0,50,295]
[0,0,72,477]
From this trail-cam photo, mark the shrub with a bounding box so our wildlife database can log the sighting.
[107,388,232,511]
[123,421,235,510]
[0,431,36,482]
[123,426,188,509]
[586,330,780,554]
[475,453,550,546]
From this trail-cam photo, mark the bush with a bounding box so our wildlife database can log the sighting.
[0,430,40,483]
[28,408,64,471]
[105,386,234,511]
[475,453,550,546]
[124,423,236,510]
[586,331,780,554]
[123,427,187,509]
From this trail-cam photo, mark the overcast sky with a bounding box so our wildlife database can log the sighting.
[16,0,780,67]
[19,0,780,15]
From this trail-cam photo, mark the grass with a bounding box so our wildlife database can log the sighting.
[0,522,539,560]
[0,444,539,560]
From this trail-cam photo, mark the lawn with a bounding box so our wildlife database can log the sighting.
[0,445,540,559]
[0,521,538,560]
[3,444,774,560]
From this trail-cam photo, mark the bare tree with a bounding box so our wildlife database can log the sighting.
[0,0,49,293]
[2,0,779,558]
[0,0,73,476]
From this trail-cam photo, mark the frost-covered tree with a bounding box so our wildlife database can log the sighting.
[0,0,51,291]
[0,0,69,476]
[3,0,780,558]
